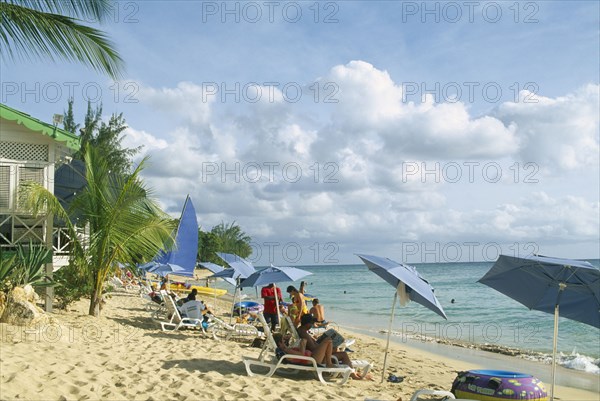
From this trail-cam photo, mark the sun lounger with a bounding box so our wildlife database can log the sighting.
[242,312,354,385]
[140,284,164,315]
[107,275,141,293]
[159,291,206,332]
[205,314,263,342]
[280,315,302,344]
[281,316,370,377]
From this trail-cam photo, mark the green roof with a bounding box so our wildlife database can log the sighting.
[0,103,81,151]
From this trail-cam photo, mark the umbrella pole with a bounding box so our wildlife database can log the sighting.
[212,278,217,314]
[551,303,559,401]
[230,281,238,324]
[381,291,398,383]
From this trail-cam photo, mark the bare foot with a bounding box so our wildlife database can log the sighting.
[351,372,375,381]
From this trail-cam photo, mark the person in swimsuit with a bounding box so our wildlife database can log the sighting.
[309,298,327,327]
[286,285,308,327]
[273,333,335,368]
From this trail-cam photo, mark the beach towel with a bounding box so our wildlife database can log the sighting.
[275,347,313,365]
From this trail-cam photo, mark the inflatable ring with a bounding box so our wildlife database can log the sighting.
[233,301,264,315]
[452,370,548,401]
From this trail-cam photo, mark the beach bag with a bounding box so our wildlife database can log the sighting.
[317,329,345,349]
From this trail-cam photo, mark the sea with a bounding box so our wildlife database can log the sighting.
[226,261,600,376]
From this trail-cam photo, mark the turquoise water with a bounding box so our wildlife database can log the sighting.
[232,261,600,374]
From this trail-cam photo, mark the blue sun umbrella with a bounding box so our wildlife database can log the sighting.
[198,262,225,274]
[138,261,159,271]
[240,264,313,323]
[148,262,185,277]
[479,254,600,400]
[215,252,256,279]
[240,264,313,288]
[356,253,447,383]
[213,253,257,321]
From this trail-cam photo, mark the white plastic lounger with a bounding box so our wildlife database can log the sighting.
[281,315,371,378]
[244,349,353,385]
[242,312,354,385]
[159,292,204,331]
[206,315,263,342]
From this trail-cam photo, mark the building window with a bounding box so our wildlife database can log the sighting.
[0,162,48,247]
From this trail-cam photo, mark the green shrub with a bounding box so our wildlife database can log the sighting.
[53,262,91,310]
[0,241,52,291]
[12,241,52,287]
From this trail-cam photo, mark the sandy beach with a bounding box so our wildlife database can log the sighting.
[0,291,597,401]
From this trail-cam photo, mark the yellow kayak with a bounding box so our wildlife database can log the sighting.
[167,283,227,297]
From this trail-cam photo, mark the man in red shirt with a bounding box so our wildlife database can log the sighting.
[261,283,282,331]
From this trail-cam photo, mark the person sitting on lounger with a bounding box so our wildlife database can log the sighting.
[309,298,327,327]
[179,299,212,322]
[297,314,372,380]
[184,288,198,303]
[273,333,336,368]
[148,284,162,304]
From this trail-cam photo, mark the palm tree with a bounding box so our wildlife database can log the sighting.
[23,145,175,316]
[0,0,124,78]
[198,230,222,264]
[211,221,252,258]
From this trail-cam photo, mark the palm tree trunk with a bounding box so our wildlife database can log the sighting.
[88,274,102,316]
[88,290,101,316]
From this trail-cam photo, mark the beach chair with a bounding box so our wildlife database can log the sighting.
[138,281,155,296]
[159,292,205,332]
[281,315,371,378]
[242,312,354,385]
[177,300,262,341]
[204,314,263,342]
[280,315,301,343]
[139,283,163,312]
[144,289,172,320]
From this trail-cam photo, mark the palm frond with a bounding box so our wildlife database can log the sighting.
[0,3,124,78]
[4,0,112,21]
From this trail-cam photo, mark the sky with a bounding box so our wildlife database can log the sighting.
[2,1,599,265]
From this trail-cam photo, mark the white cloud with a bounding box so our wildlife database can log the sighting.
[122,127,168,156]
[495,84,600,170]
[139,81,213,127]
[126,64,599,263]
[318,60,520,160]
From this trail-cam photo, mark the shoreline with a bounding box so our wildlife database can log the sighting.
[342,325,600,393]
[1,291,597,401]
